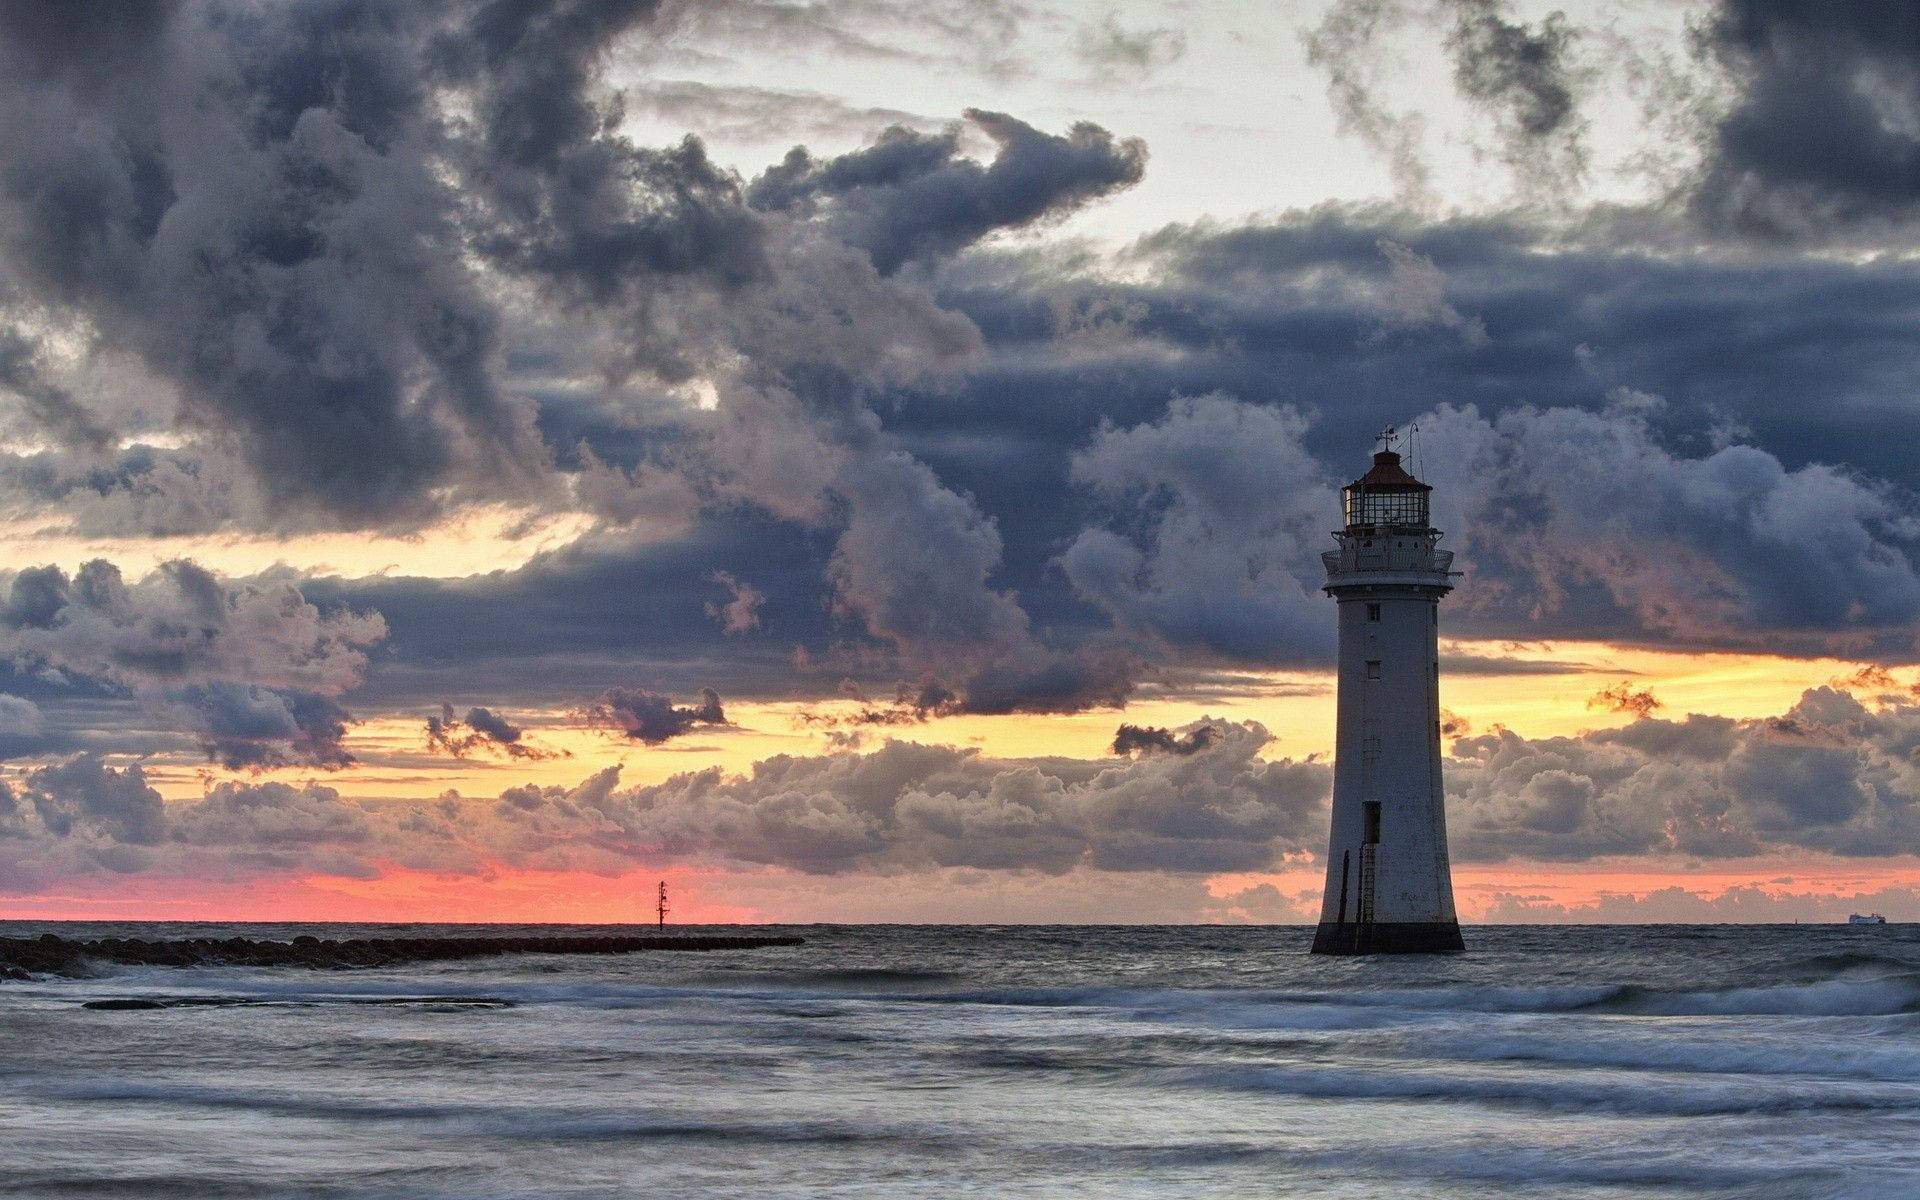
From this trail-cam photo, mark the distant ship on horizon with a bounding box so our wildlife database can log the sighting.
[1848,913,1887,925]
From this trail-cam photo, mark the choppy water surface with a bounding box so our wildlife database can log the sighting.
[5,923,1920,1198]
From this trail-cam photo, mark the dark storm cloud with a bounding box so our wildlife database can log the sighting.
[180,683,354,771]
[451,0,768,303]
[1444,0,1585,189]
[0,1,521,527]
[587,686,727,743]
[305,513,836,706]
[1304,0,1589,201]
[426,702,559,759]
[1694,1,1920,235]
[902,208,1920,663]
[1112,722,1220,757]
[747,111,1147,273]
[0,0,776,531]
[1448,687,1920,861]
[0,0,1160,721]
[278,198,1920,721]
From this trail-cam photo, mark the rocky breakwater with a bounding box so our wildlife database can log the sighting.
[0,932,805,980]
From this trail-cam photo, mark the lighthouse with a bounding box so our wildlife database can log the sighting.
[1311,429,1464,955]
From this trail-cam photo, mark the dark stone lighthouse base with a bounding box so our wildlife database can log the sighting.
[1311,921,1465,955]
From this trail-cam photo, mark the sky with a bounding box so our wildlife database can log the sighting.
[2,0,1920,924]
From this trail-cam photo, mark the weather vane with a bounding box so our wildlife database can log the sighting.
[1376,424,1399,453]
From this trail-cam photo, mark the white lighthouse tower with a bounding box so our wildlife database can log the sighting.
[1311,429,1464,954]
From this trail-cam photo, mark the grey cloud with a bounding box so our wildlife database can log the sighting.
[426,702,559,760]
[24,753,164,845]
[0,560,385,694]
[0,0,1153,727]
[178,683,355,772]
[302,203,1920,721]
[171,779,370,852]
[1112,722,1220,757]
[475,717,1325,875]
[1073,14,1186,81]
[1449,687,1920,860]
[705,570,764,634]
[1415,402,1920,651]
[0,0,542,528]
[0,442,252,538]
[0,328,112,453]
[446,0,769,303]
[650,0,1031,76]
[1483,882,1920,924]
[0,714,1328,875]
[747,111,1147,274]
[0,0,784,532]
[587,686,726,743]
[1694,1,1920,236]
[1444,0,1586,193]
[0,693,44,738]
[628,81,933,144]
[1440,654,1608,676]
[1304,0,1588,201]
[0,758,372,875]
[1373,239,1487,343]
[1061,393,1336,666]
[822,439,1141,715]
[0,719,1329,881]
[1302,0,1435,204]
[0,559,385,769]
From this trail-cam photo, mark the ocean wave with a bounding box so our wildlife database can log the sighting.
[79,994,515,1012]
[681,967,958,990]
[1577,974,1920,1017]
[1176,1062,1920,1116]
[1430,1027,1920,1082]
[31,1080,935,1145]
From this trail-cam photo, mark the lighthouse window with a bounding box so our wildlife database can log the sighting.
[1365,660,1381,680]
[1366,603,1381,622]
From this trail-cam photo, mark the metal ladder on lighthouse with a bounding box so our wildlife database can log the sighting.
[1356,844,1378,949]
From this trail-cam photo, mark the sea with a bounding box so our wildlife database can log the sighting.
[3,922,1919,1199]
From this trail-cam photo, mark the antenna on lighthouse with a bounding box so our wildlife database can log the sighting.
[1406,421,1420,477]
[656,880,669,929]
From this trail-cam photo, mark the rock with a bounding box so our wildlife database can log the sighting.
[0,931,804,980]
